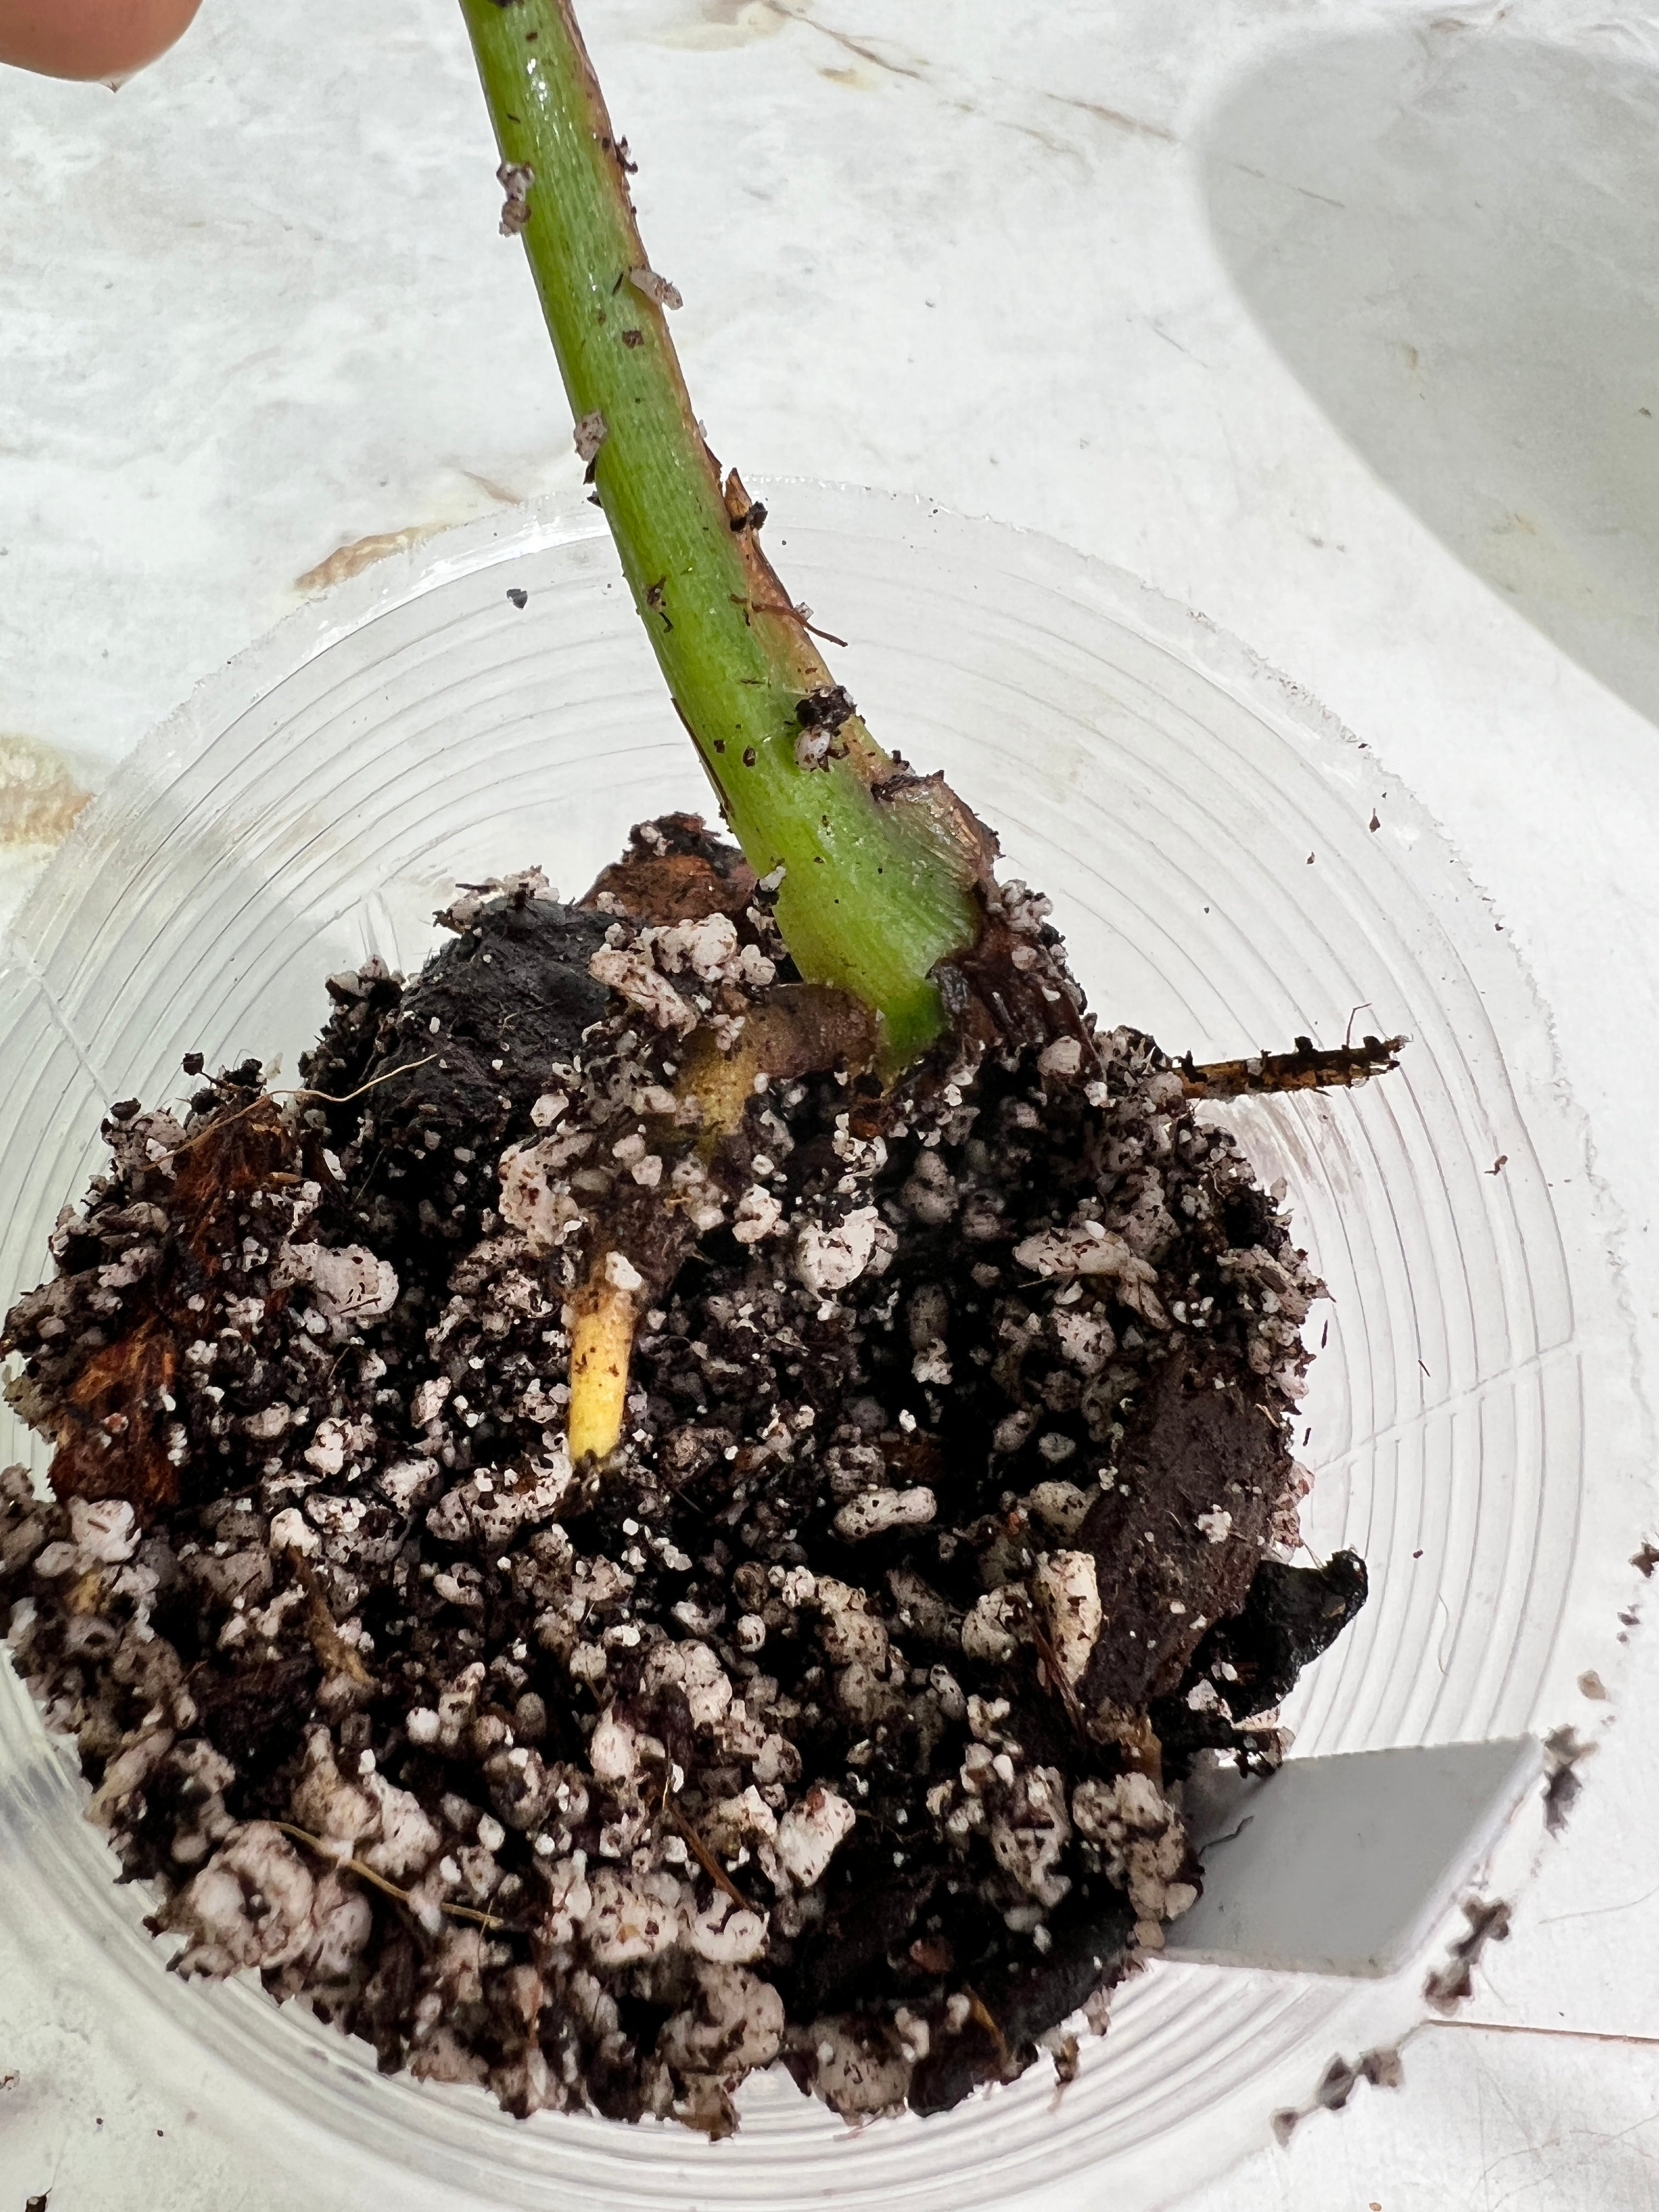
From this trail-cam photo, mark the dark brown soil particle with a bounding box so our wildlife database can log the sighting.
[1,818,1366,2132]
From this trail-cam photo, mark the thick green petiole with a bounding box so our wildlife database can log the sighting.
[459,0,983,1069]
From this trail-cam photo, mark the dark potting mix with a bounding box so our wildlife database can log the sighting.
[0,815,1373,2134]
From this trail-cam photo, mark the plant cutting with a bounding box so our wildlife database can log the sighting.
[0,0,1397,2135]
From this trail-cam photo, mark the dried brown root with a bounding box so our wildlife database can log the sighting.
[1180,1034,1405,1099]
[270,1820,513,1932]
[964,1989,1011,2071]
[285,1547,375,1689]
[664,1798,754,1909]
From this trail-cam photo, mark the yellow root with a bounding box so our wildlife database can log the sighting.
[562,989,873,1465]
[568,1272,637,1465]
[677,1025,761,1153]
[562,1032,750,1464]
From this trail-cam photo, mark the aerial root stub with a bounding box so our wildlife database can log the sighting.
[567,1275,639,1466]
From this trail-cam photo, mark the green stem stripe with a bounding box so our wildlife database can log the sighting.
[459,0,981,1068]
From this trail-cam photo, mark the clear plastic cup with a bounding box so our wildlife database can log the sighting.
[0,484,1643,2209]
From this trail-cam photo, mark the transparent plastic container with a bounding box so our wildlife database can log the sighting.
[0,484,1644,2210]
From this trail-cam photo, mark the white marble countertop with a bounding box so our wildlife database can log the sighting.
[6,1,1659,2205]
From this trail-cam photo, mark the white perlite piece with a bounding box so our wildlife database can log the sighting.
[1196,1509,1233,1543]
[292,1731,379,1844]
[731,1186,784,1244]
[362,1773,443,1880]
[804,2021,911,2119]
[989,1763,1072,1908]
[161,1822,318,1975]
[1051,1303,1114,1373]
[659,1962,781,2075]
[303,1419,348,1476]
[646,912,740,981]
[795,1206,884,1294]
[704,1785,777,1852]
[379,1459,429,1512]
[685,1894,771,1965]
[961,1587,1026,1665]
[1013,1221,1166,1327]
[1029,1549,1102,1684]
[1036,1036,1083,1079]
[588,946,697,1035]
[410,1376,450,1426]
[88,1727,174,1827]
[583,1867,683,1965]
[589,1712,641,1783]
[66,1495,139,1565]
[1071,1770,1192,1926]
[774,1785,857,1888]
[832,1487,937,1543]
[668,1154,727,1235]
[272,1240,398,1323]
[269,1505,319,1559]
[814,1578,889,1668]
[677,1640,733,1728]
[498,1138,589,1250]
[911,1340,952,1386]
[1025,1481,1092,1538]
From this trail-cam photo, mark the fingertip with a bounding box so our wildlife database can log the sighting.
[0,0,205,83]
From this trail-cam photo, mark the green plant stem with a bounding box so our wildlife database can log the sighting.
[459,0,982,1068]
